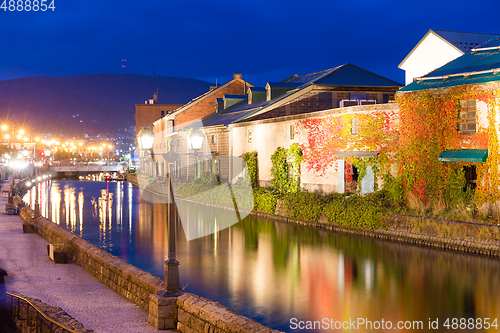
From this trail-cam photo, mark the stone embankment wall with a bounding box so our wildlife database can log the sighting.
[6,292,94,333]
[19,202,282,332]
[19,207,164,311]
[126,174,138,186]
[258,199,500,257]
[176,294,279,333]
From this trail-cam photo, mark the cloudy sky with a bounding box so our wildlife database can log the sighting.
[1,0,499,86]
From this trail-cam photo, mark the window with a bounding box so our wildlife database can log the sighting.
[458,99,476,134]
[351,118,359,135]
[248,129,252,143]
[318,92,333,105]
[290,125,295,140]
[161,110,166,118]
[211,134,216,144]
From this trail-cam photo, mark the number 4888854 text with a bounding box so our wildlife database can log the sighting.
[1,0,55,11]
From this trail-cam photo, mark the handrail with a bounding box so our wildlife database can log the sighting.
[6,291,80,333]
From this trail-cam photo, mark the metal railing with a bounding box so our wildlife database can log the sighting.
[5,292,79,333]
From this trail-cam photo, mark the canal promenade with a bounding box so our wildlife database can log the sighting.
[0,190,175,332]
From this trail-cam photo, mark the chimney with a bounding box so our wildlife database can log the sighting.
[153,93,158,104]
[233,73,242,80]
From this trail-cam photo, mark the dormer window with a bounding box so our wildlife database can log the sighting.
[458,99,476,134]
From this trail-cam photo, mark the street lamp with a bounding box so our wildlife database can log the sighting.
[188,129,205,177]
[137,128,182,296]
[137,127,154,175]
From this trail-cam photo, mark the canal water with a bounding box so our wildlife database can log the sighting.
[24,180,500,332]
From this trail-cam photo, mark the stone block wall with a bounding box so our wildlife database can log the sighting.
[6,292,94,333]
[177,293,282,333]
[19,208,164,311]
[19,202,280,332]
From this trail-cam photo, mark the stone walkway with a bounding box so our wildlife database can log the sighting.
[0,185,175,333]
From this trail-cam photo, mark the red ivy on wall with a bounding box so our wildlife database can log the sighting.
[296,108,399,175]
[397,84,499,205]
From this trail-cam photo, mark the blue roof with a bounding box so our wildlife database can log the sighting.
[284,66,342,84]
[283,64,401,89]
[315,64,402,87]
[266,82,301,88]
[199,98,270,127]
[432,30,499,53]
[400,37,500,92]
[196,64,401,127]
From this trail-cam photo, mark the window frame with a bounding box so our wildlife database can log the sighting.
[457,99,476,134]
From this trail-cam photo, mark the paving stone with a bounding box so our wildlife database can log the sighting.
[0,190,177,333]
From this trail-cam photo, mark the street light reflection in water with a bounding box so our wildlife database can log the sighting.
[23,180,500,332]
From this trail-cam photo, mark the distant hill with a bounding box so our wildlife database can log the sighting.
[0,73,212,136]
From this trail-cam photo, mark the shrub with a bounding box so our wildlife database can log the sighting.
[254,188,279,214]
[323,192,387,229]
[282,192,327,222]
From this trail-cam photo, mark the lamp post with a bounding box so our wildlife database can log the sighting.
[138,127,183,295]
[33,163,41,217]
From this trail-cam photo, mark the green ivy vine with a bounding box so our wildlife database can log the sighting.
[243,151,258,187]
[271,143,303,193]
[349,156,380,192]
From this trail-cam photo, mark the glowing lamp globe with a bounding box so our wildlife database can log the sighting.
[188,129,204,151]
[137,127,155,150]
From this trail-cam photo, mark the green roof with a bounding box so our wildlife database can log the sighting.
[400,36,500,92]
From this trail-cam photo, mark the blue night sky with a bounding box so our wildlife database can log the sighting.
[1,0,500,87]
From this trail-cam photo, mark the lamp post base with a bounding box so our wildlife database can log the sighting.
[164,259,182,295]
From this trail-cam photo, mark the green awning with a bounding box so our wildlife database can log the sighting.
[438,149,488,162]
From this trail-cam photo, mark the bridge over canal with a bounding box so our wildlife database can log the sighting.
[49,164,126,178]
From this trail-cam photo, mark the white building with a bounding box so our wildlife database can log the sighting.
[399,29,498,85]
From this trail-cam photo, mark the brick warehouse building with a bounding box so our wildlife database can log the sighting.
[149,65,401,193]
[135,92,183,139]
[150,74,253,179]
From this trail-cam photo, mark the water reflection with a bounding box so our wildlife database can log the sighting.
[24,181,500,332]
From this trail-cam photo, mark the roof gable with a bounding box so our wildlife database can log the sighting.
[315,64,402,87]
[399,36,500,92]
[166,75,253,119]
[197,64,401,127]
[399,29,499,68]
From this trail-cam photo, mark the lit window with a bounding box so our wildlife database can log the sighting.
[351,118,359,135]
[458,99,476,134]
[290,124,295,140]
[248,129,252,143]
